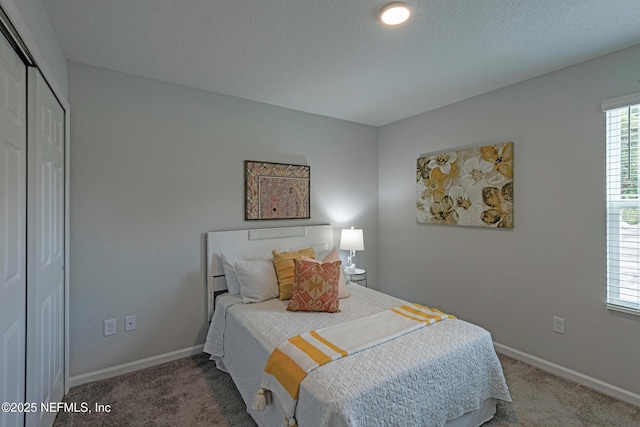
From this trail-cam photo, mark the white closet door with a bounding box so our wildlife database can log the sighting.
[25,68,64,427]
[0,32,27,427]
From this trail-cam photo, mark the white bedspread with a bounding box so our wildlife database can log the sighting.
[204,284,511,427]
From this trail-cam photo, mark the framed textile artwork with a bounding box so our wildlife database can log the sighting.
[416,142,513,228]
[245,160,311,220]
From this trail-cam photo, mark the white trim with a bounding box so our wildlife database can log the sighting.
[606,303,640,316]
[64,105,71,393]
[494,342,640,407]
[601,92,640,111]
[69,345,205,388]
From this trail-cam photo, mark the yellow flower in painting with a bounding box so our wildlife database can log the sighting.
[424,167,452,203]
[481,182,513,228]
[481,143,513,180]
[428,152,457,175]
[430,195,459,225]
[417,156,451,204]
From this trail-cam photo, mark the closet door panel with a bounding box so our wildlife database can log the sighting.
[0,32,27,427]
[26,68,64,427]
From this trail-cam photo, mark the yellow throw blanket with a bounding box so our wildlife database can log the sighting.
[252,303,455,426]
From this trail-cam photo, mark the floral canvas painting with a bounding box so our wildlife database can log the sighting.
[416,142,513,228]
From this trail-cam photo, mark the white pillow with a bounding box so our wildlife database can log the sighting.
[315,247,332,261]
[234,259,279,303]
[221,252,270,296]
[220,253,242,295]
[312,243,329,256]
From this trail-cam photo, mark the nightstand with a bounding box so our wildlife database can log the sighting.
[345,268,367,287]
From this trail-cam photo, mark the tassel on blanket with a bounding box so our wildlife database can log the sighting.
[251,389,266,411]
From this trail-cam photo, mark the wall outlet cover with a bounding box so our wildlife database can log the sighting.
[125,315,136,332]
[104,319,116,336]
[552,316,565,334]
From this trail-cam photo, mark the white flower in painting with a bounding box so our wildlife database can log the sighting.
[449,186,484,226]
[427,152,457,175]
[460,157,503,188]
[416,179,431,223]
[416,201,430,223]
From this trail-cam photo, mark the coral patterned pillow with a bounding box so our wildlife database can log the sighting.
[287,259,341,313]
[301,248,350,298]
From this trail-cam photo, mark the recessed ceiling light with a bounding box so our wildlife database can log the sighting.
[379,2,412,26]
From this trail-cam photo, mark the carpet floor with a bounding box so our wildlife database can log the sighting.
[54,353,639,426]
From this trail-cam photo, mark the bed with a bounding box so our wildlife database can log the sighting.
[203,225,511,427]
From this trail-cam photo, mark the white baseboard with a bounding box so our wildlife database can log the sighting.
[69,344,205,388]
[494,342,640,407]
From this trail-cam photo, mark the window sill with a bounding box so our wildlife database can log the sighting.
[607,303,640,317]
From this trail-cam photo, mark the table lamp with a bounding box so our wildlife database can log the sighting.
[339,226,364,272]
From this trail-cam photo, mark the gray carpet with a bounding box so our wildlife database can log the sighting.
[54,353,640,426]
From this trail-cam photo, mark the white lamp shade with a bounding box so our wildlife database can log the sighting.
[339,228,364,251]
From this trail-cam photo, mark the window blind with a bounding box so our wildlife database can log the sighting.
[604,95,640,313]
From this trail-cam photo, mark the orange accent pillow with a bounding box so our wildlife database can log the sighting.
[301,248,350,298]
[287,258,341,313]
[272,247,316,300]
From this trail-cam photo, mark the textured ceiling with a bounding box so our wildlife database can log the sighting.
[44,0,640,126]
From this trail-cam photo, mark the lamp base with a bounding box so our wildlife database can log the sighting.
[347,250,357,271]
[345,263,357,274]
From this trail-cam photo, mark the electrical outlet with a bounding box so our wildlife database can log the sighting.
[552,316,565,334]
[125,315,136,332]
[104,319,116,336]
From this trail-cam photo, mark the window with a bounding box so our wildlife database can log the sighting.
[604,94,640,314]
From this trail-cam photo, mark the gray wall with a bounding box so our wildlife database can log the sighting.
[378,43,640,395]
[68,63,378,377]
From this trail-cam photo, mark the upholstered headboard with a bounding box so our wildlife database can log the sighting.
[206,225,334,319]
